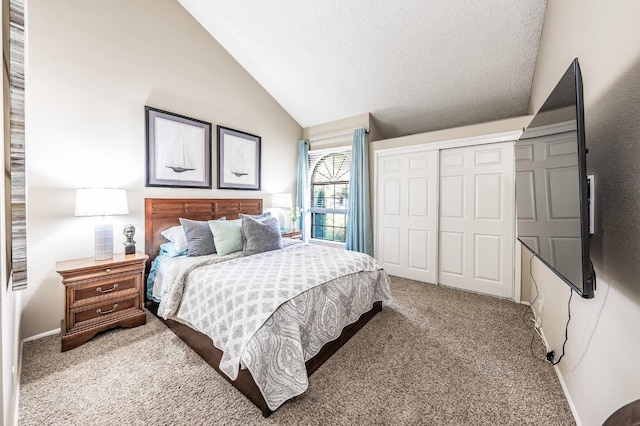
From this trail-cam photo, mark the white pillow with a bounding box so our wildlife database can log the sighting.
[160,225,188,253]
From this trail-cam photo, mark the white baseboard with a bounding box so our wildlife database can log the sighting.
[536,325,582,426]
[553,363,582,426]
[22,328,60,343]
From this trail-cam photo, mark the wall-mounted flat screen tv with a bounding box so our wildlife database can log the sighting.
[515,58,596,299]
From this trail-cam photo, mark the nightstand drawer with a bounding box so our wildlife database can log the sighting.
[73,296,138,324]
[59,263,143,283]
[71,275,137,305]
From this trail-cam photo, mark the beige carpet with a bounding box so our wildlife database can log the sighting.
[19,277,575,425]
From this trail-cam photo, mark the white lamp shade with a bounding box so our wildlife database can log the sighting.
[75,188,128,260]
[272,193,292,209]
[75,188,129,217]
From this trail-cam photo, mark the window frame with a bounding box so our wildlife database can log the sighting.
[308,147,352,245]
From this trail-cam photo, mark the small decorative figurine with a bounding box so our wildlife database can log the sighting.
[123,224,136,255]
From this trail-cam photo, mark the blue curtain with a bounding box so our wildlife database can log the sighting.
[346,128,373,255]
[296,139,309,240]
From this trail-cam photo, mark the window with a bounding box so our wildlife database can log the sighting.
[309,150,351,243]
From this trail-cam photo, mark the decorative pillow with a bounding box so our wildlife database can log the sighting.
[160,225,188,253]
[246,212,272,220]
[159,241,188,258]
[208,219,243,256]
[240,212,272,223]
[180,217,226,257]
[242,215,282,256]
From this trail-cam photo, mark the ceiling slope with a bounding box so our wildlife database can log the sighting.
[178,0,547,139]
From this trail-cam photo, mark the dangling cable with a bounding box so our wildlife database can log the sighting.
[523,254,545,361]
[549,289,573,365]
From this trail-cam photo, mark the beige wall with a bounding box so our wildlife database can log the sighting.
[23,0,302,338]
[527,0,640,424]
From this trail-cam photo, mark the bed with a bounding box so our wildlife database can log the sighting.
[144,198,390,417]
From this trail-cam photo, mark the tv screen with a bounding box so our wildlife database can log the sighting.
[515,58,595,299]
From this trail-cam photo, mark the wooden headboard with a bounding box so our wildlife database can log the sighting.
[144,198,263,265]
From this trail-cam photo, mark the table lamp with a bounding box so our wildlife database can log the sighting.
[75,188,129,260]
[271,193,292,232]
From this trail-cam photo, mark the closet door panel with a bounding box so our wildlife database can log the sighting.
[474,234,502,282]
[408,229,430,270]
[377,151,437,283]
[382,227,401,265]
[440,231,464,276]
[439,142,514,298]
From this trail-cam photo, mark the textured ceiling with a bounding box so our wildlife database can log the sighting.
[178,0,547,140]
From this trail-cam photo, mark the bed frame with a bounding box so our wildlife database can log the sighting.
[144,198,382,417]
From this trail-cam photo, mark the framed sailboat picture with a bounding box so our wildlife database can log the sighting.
[145,106,212,188]
[217,126,261,190]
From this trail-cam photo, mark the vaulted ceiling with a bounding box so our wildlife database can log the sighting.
[178,0,547,140]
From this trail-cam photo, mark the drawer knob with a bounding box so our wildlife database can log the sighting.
[96,304,118,315]
[96,283,118,293]
[105,268,111,273]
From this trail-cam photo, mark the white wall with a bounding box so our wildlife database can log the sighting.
[23,0,302,338]
[527,0,640,424]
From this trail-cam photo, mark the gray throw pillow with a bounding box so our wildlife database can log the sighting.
[242,215,282,256]
[242,212,272,220]
[180,217,225,257]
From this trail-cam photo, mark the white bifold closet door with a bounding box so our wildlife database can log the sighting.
[378,150,438,283]
[438,142,514,299]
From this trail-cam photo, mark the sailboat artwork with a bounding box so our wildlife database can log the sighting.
[165,131,196,173]
[146,107,211,189]
[230,145,250,178]
[218,126,261,190]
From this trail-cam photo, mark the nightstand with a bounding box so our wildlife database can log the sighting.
[281,230,303,240]
[56,252,148,351]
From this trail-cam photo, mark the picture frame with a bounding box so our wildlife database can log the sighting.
[145,106,212,188]
[217,125,261,190]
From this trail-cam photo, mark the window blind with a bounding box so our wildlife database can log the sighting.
[309,149,351,209]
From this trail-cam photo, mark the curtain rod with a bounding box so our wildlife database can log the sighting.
[309,129,369,143]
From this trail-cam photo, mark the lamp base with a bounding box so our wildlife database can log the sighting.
[95,222,113,260]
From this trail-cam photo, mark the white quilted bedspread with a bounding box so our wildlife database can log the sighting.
[157,241,390,410]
